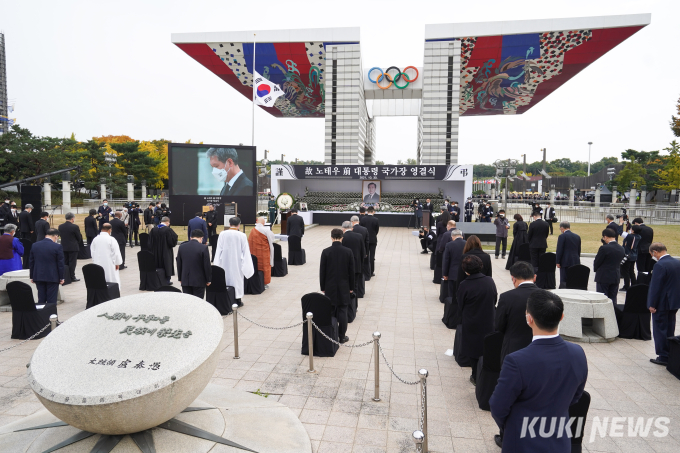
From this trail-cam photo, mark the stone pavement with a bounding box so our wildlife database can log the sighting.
[1,226,679,452]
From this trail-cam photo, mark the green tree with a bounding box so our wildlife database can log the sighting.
[109,142,162,194]
[671,96,680,137]
[656,141,680,191]
[406,158,417,165]
[375,160,385,165]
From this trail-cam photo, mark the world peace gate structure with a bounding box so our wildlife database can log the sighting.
[172,14,649,167]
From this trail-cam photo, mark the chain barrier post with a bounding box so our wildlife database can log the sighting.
[49,314,58,331]
[232,304,240,359]
[418,368,429,453]
[306,312,314,373]
[372,332,381,401]
[413,430,424,452]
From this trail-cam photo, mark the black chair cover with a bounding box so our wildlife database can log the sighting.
[568,391,591,452]
[453,324,472,367]
[206,265,237,315]
[566,265,590,291]
[82,264,120,309]
[475,332,504,411]
[139,233,150,252]
[156,286,182,293]
[244,255,265,295]
[288,236,306,265]
[137,251,163,291]
[614,284,651,340]
[536,252,557,289]
[433,251,443,284]
[636,272,652,286]
[668,337,680,380]
[442,288,460,329]
[429,252,436,271]
[20,239,32,270]
[347,294,358,323]
[517,243,531,263]
[209,234,220,261]
[78,243,91,259]
[301,293,338,357]
[8,281,57,340]
[271,243,288,277]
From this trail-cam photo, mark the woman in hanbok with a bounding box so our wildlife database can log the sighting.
[0,224,24,276]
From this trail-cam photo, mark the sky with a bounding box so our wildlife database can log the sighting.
[2,0,678,165]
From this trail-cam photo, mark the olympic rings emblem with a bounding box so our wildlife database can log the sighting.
[367,66,419,90]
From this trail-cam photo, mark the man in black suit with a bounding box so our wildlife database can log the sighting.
[593,228,625,306]
[7,202,19,226]
[422,198,433,228]
[320,228,355,343]
[364,206,380,276]
[419,226,436,254]
[357,207,368,226]
[451,201,461,222]
[98,200,112,231]
[144,203,155,233]
[490,290,587,452]
[442,229,465,298]
[58,213,83,283]
[286,209,305,238]
[35,212,50,243]
[647,242,680,365]
[149,216,178,285]
[555,221,581,288]
[482,202,493,223]
[84,209,99,246]
[494,261,538,366]
[527,211,549,271]
[605,214,620,242]
[128,203,142,247]
[544,202,555,235]
[633,217,654,274]
[29,228,65,304]
[110,211,128,270]
[19,204,35,241]
[342,221,365,298]
[0,198,10,227]
[176,229,212,298]
[413,199,423,229]
[351,215,371,282]
[206,147,254,196]
[205,204,218,238]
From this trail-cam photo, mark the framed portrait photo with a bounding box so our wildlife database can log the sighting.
[362,180,381,204]
[299,202,308,212]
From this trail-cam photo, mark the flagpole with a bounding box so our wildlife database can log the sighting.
[252,33,256,147]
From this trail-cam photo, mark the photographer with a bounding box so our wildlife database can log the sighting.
[493,210,510,259]
[127,202,142,248]
[419,226,437,254]
[412,199,423,229]
[544,202,556,235]
[155,203,171,225]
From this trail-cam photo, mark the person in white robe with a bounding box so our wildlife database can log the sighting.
[213,217,254,299]
[91,224,123,286]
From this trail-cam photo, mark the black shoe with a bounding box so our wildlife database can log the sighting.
[120,265,127,270]
[421,251,429,254]
[339,336,350,344]
[650,358,668,366]
[371,273,375,276]
[494,434,503,448]
[469,376,476,386]
[135,242,139,246]
[619,287,628,292]
[71,277,80,282]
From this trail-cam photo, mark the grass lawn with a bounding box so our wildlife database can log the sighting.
[500,222,680,254]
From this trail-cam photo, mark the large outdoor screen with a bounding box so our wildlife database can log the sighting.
[168,143,257,226]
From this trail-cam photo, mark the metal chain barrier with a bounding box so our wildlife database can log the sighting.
[377,340,419,385]
[0,323,50,353]
[311,320,374,348]
[237,312,307,330]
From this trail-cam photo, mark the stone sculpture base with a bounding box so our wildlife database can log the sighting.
[551,289,619,343]
[0,384,312,453]
[0,269,65,311]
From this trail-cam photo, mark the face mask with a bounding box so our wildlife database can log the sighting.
[212,166,228,182]
[11,208,16,212]
[103,203,108,206]
[500,214,504,217]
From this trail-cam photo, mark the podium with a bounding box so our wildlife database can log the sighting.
[222,202,237,229]
[423,210,432,228]
[280,211,289,235]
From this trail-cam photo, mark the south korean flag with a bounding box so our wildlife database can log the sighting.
[253,71,284,107]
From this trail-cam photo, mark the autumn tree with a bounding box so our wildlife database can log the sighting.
[656,141,680,191]
[671,96,680,137]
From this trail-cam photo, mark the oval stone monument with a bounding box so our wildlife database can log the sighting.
[27,293,224,435]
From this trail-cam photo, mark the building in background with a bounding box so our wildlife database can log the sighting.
[0,32,8,135]
[173,14,649,165]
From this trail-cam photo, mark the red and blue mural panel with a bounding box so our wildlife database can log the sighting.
[175,40,357,118]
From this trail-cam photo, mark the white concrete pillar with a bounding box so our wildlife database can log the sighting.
[101,184,107,203]
[141,183,147,201]
[62,181,71,211]
[594,187,601,208]
[569,188,575,207]
[127,183,134,201]
[490,187,496,199]
[549,189,556,204]
[629,188,637,207]
[44,182,52,207]
[612,186,618,204]
[640,188,647,206]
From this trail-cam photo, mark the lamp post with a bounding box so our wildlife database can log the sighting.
[587,142,593,176]
[104,152,117,199]
[493,159,518,212]
[520,154,527,198]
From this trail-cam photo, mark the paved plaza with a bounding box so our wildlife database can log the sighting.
[1,226,679,452]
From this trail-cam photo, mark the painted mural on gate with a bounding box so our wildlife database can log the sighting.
[457,26,644,116]
[176,41,358,118]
